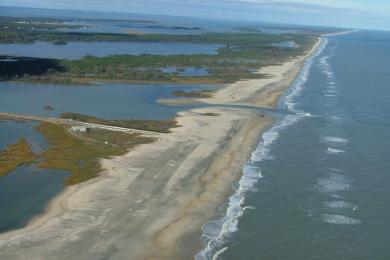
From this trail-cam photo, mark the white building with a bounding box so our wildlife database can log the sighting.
[70,126,90,133]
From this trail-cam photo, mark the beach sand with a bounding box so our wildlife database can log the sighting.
[0,38,321,259]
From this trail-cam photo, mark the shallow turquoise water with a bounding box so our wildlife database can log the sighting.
[197,30,390,259]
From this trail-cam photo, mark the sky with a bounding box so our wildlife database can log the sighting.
[1,0,389,30]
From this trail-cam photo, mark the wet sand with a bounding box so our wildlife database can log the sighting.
[0,38,321,259]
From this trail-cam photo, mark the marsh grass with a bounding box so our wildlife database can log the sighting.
[172,89,214,98]
[0,138,35,178]
[60,113,178,133]
[36,122,154,185]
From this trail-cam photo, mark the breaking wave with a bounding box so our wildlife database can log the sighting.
[317,172,352,193]
[322,214,362,225]
[195,36,329,260]
[322,136,348,145]
[324,200,354,209]
[326,147,346,155]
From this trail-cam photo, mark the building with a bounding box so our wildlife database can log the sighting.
[70,126,91,133]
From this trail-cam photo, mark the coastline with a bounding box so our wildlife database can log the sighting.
[0,37,322,259]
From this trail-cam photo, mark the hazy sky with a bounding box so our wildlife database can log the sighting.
[1,0,390,30]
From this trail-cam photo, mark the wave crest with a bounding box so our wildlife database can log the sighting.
[195,36,330,260]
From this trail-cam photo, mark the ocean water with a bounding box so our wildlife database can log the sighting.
[197,30,390,259]
[0,82,213,120]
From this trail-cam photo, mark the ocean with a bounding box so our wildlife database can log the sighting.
[197,30,390,259]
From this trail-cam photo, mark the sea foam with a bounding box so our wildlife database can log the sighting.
[195,114,300,260]
[324,200,354,209]
[195,36,329,260]
[322,214,362,225]
[326,147,346,155]
[322,136,348,145]
[317,172,351,193]
[284,37,328,113]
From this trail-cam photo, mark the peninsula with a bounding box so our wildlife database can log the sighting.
[0,23,323,259]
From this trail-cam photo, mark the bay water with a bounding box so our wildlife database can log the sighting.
[0,120,69,233]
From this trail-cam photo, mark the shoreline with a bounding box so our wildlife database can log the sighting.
[0,36,322,259]
[160,38,322,109]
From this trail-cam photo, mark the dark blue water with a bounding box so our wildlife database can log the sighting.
[0,82,214,120]
[0,120,69,233]
[0,41,222,60]
[197,30,390,259]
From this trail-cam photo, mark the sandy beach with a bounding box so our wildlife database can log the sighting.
[0,37,321,259]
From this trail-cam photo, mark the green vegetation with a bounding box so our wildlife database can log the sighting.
[0,120,155,185]
[0,16,208,44]
[0,18,205,44]
[36,122,154,185]
[0,138,35,178]
[0,17,326,186]
[0,16,319,84]
[10,33,316,84]
[172,89,214,98]
[0,16,320,84]
[0,16,159,40]
[0,16,86,34]
[61,112,178,133]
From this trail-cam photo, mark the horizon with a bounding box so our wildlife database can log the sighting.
[0,5,348,30]
[1,1,389,31]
